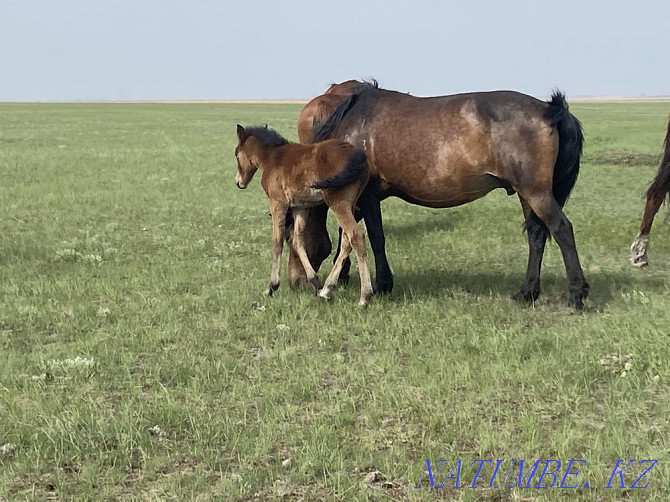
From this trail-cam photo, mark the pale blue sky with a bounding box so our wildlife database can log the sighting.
[1,0,669,101]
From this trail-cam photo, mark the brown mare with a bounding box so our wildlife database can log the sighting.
[630,116,670,267]
[298,80,589,309]
[234,125,374,306]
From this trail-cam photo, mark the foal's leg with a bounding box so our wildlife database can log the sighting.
[290,209,322,293]
[319,232,353,301]
[512,196,548,304]
[328,200,374,306]
[266,202,288,296]
[523,194,589,309]
[334,208,361,286]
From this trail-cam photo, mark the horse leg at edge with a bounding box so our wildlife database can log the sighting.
[631,186,666,267]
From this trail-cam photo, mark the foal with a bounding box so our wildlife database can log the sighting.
[234,125,373,306]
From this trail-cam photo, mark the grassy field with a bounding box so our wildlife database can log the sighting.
[1,99,670,501]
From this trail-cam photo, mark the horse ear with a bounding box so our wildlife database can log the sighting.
[236,124,247,143]
[264,124,268,129]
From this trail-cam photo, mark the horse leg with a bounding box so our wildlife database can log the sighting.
[631,180,668,267]
[358,185,393,294]
[290,209,322,293]
[319,232,353,302]
[512,196,548,304]
[632,124,670,267]
[266,202,288,296]
[334,205,363,285]
[328,201,374,306]
[524,194,589,309]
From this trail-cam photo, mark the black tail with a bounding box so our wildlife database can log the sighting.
[645,116,670,201]
[544,90,584,207]
[310,80,377,143]
[524,91,584,236]
[312,149,368,190]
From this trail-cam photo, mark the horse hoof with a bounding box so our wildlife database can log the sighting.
[318,289,333,302]
[374,277,394,294]
[630,255,649,268]
[511,290,540,305]
[358,299,369,308]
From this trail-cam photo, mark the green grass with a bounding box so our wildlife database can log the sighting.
[1,100,670,501]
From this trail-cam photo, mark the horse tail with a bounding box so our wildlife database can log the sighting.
[645,116,670,202]
[311,79,377,143]
[544,90,584,208]
[312,148,368,190]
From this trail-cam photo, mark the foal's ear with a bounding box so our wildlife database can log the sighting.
[236,124,247,143]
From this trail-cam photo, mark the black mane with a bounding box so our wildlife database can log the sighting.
[311,79,380,143]
[245,126,290,147]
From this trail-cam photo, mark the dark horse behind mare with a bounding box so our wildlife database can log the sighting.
[300,80,589,309]
[630,116,670,267]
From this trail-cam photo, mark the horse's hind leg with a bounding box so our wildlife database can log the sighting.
[512,196,548,304]
[290,209,322,294]
[523,194,589,309]
[320,232,353,301]
[324,198,374,306]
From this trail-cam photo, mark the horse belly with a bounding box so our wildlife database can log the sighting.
[287,188,325,208]
[390,173,501,208]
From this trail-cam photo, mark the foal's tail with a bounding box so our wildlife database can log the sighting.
[545,91,584,208]
[312,148,368,190]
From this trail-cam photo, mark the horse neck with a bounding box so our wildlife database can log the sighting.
[249,140,284,175]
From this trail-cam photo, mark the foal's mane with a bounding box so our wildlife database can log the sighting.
[245,126,290,147]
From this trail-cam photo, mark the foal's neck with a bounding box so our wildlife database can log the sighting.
[251,141,289,174]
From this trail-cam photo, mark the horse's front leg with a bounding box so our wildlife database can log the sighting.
[359,184,393,294]
[266,203,288,296]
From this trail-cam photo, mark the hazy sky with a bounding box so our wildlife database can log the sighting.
[1,0,669,101]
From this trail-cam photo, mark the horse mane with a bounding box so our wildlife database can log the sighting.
[311,79,380,143]
[245,126,290,147]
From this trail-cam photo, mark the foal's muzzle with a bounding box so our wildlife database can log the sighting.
[236,180,246,189]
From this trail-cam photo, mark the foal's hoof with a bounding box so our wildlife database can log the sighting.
[265,283,280,297]
[511,289,540,305]
[309,276,322,294]
[358,299,369,308]
[318,289,333,302]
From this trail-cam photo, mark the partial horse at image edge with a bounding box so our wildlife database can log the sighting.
[630,116,670,267]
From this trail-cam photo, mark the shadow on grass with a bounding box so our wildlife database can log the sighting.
[382,210,465,237]
[382,268,668,308]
